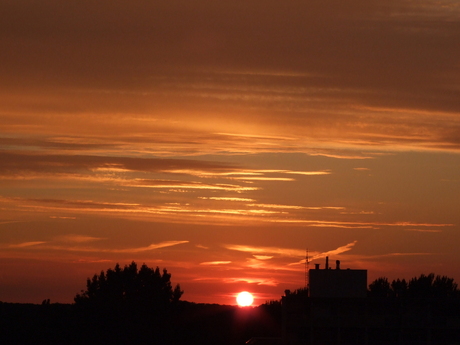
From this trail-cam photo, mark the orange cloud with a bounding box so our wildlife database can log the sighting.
[4,239,189,254]
[312,241,358,260]
[53,235,106,243]
[224,244,305,257]
[199,197,256,202]
[199,261,232,266]
[8,241,46,248]
[222,277,279,286]
[253,255,273,260]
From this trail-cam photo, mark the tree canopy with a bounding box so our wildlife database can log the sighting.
[368,273,458,298]
[74,261,183,308]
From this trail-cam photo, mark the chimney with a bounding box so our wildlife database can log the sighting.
[336,260,341,270]
[315,264,320,270]
[325,256,329,270]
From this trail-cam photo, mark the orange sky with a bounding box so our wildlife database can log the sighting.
[0,0,459,305]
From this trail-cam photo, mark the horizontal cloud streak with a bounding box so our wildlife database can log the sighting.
[3,240,189,254]
[312,241,358,260]
[0,151,234,175]
[8,241,46,248]
[200,261,232,266]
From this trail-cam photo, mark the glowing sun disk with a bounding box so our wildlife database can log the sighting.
[236,291,254,307]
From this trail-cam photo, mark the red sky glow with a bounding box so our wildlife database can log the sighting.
[0,0,459,306]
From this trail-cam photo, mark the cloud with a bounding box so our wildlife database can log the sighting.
[404,229,443,233]
[195,244,209,249]
[223,244,306,258]
[128,179,258,192]
[49,216,77,220]
[199,261,232,266]
[269,219,453,229]
[5,239,188,254]
[287,241,358,266]
[232,177,295,181]
[253,255,273,260]
[54,235,105,243]
[312,241,358,260]
[1,1,459,153]
[0,151,235,176]
[162,168,330,180]
[8,241,46,248]
[1,1,459,306]
[198,197,256,202]
[222,277,279,286]
[113,241,189,253]
[351,252,437,260]
[248,203,345,211]
[3,194,455,231]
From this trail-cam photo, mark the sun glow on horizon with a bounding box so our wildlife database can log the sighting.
[236,291,254,307]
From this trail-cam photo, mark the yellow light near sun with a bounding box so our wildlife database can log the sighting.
[236,291,254,307]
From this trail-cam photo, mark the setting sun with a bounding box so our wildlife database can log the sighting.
[236,291,254,307]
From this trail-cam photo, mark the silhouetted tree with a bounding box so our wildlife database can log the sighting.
[408,273,435,298]
[432,274,458,298]
[408,273,458,299]
[391,278,408,298]
[368,273,458,299]
[74,261,183,308]
[368,277,392,298]
[73,262,184,344]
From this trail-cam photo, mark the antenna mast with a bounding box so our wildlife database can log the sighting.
[305,249,309,288]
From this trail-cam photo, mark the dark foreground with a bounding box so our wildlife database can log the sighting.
[2,297,460,345]
[0,301,281,345]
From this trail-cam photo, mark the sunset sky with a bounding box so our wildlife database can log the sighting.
[1,0,459,305]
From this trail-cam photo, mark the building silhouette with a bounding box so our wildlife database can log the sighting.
[281,257,460,345]
[309,258,367,298]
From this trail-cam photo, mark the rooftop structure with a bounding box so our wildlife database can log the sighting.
[309,257,367,298]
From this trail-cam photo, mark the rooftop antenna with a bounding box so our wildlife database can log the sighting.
[305,249,309,289]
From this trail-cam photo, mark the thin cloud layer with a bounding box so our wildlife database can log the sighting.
[224,241,358,262]
[0,0,459,305]
[1,1,459,153]
[3,239,189,254]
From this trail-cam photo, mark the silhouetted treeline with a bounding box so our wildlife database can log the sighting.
[278,274,460,344]
[2,265,459,345]
[0,262,282,345]
[368,273,459,299]
[75,261,183,308]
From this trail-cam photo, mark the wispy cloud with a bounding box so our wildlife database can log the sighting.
[49,216,77,220]
[8,241,46,248]
[270,219,453,229]
[195,244,209,249]
[4,239,189,254]
[162,168,330,179]
[200,261,232,266]
[253,255,273,260]
[128,179,259,192]
[404,229,443,233]
[223,244,306,258]
[232,177,295,181]
[0,151,235,176]
[113,241,189,253]
[3,194,456,231]
[53,235,106,243]
[199,197,256,202]
[312,241,358,260]
[222,277,279,286]
[288,241,358,266]
[248,203,345,211]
